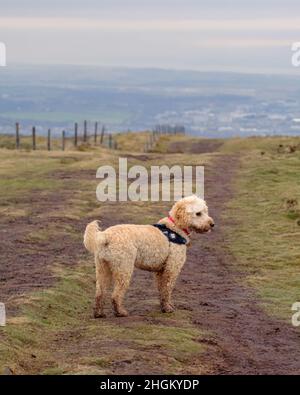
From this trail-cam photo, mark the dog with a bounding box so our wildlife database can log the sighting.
[84,195,214,318]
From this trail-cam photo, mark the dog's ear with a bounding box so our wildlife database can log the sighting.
[174,203,184,220]
[173,201,189,228]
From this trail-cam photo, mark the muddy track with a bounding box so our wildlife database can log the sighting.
[174,154,300,374]
[0,188,87,313]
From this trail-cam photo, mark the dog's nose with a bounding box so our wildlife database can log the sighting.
[210,222,215,228]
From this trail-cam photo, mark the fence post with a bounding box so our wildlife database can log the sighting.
[100,125,105,145]
[74,122,78,147]
[16,122,20,149]
[94,122,98,145]
[83,120,87,142]
[109,133,113,149]
[152,130,156,142]
[47,129,51,151]
[32,126,36,150]
[150,133,154,146]
[62,130,65,151]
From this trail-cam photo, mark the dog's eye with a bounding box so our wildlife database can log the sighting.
[196,212,202,216]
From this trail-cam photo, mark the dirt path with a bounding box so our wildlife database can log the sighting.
[173,153,300,374]
[0,187,87,313]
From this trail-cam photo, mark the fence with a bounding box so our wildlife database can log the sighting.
[10,122,185,152]
[144,124,186,152]
[13,121,118,151]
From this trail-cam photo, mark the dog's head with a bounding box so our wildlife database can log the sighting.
[169,195,214,234]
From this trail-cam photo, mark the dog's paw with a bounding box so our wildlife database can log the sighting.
[161,304,175,313]
[114,310,129,317]
[93,311,106,319]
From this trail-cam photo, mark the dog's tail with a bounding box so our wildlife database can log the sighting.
[83,220,107,254]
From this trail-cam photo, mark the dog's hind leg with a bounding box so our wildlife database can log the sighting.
[111,264,134,317]
[94,258,112,318]
[155,254,185,313]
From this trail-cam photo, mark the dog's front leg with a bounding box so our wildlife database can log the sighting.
[155,253,185,313]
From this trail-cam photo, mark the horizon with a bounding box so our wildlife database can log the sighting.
[4,62,300,78]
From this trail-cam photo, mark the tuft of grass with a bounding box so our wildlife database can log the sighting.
[131,323,203,362]
[114,131,152,152]
[42,367,66,375]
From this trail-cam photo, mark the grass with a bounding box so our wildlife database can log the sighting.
[0,261,208,374]
[152,135,201,153]
[114,131,151,152]
[222,137,300,321]
[0,264,94,374]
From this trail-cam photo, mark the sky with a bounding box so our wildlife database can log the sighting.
[1,0,300,74]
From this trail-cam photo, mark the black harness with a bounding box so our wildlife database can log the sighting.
[153,224,188,245]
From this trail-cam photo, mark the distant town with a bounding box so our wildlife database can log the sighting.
[154,99,300,137]
[1,65,300,138]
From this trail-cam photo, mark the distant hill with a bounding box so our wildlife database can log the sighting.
[1,64,300,137]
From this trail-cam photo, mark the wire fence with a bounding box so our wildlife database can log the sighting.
[13,121,115,151]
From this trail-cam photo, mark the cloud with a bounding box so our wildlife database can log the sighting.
[191,39,292,48]
[1,17,300,32]
[1,0,300,19]
[1,5,299,72]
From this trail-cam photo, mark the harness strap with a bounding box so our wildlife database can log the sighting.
[153,224,188,245]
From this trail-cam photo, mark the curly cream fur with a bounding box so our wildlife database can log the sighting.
[84,195,214,318]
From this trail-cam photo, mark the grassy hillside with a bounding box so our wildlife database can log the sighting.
[0,133,299,374]
[222,137,300,320]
